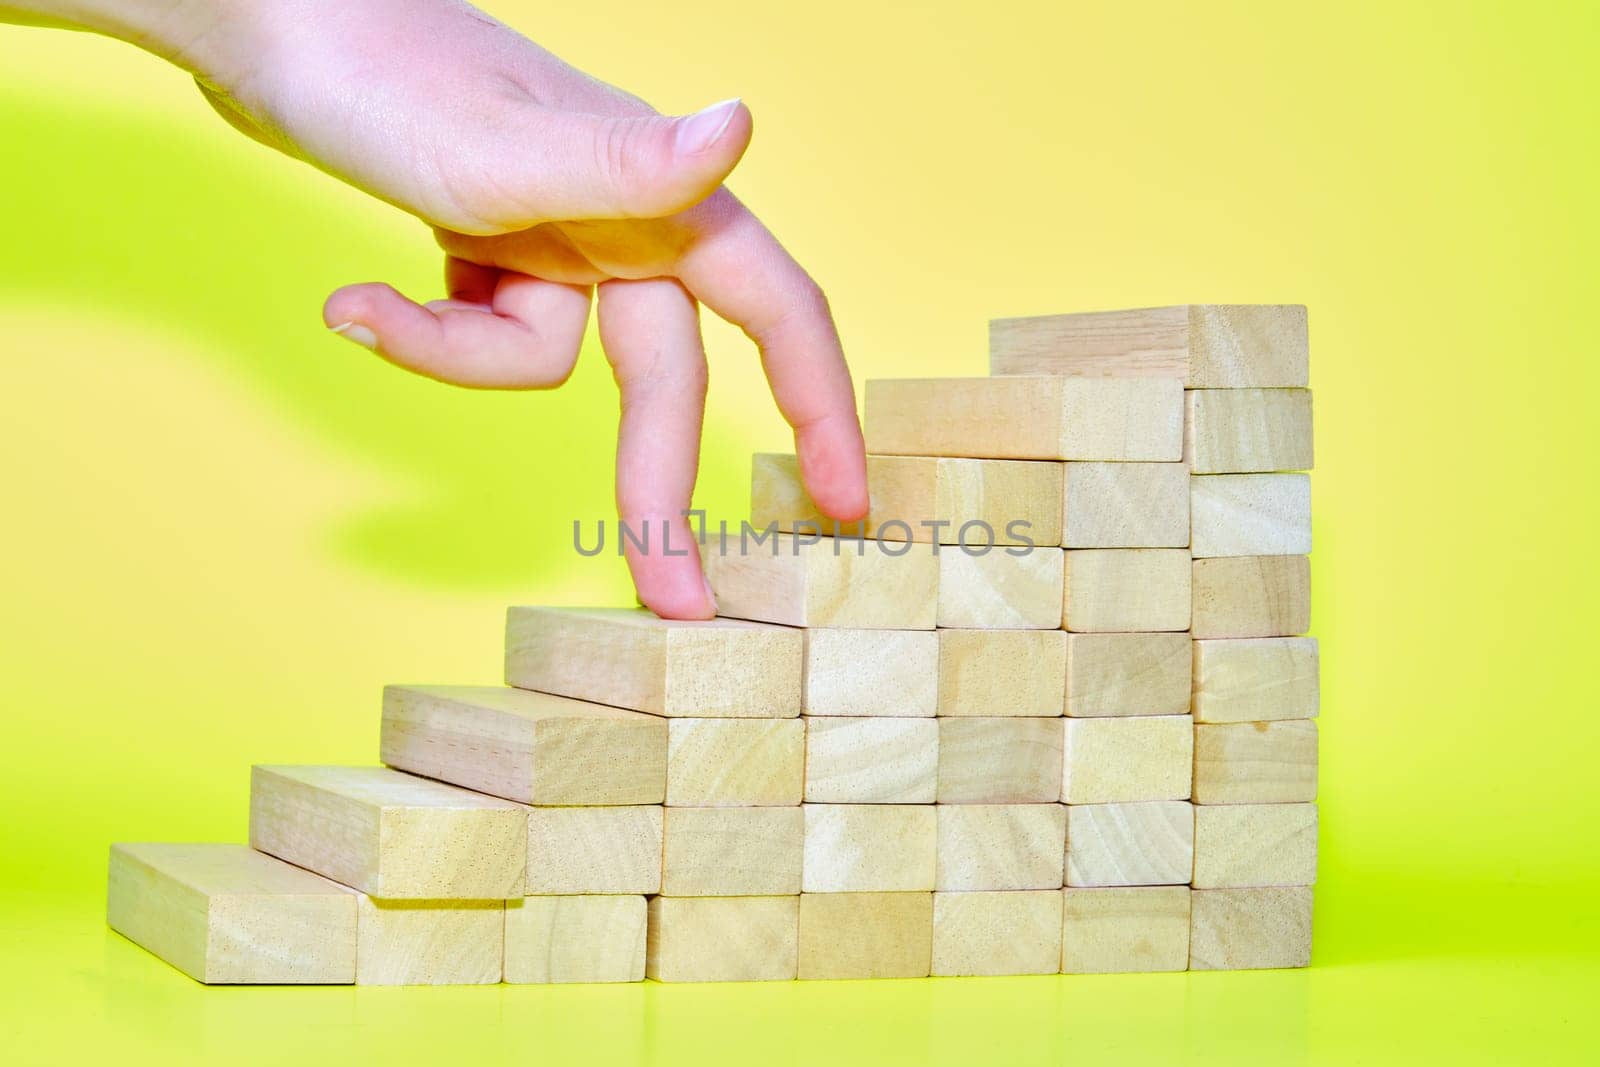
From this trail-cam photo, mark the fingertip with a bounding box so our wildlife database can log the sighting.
[796,420,870,522]
[632,556,718,621]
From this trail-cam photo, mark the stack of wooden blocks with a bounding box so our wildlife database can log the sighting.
[108,303,1317,984]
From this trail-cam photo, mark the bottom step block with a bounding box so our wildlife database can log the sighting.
[505,895,647,983]
[931,891,1062,977]
[798,892,933,979]
[646,896,799,982]
[1061,886,1191,974]
[356,898,504,985]
[1189,886,1313,970]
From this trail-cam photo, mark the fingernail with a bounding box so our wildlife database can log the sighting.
[676,98,741,155]
[329,321,378,350]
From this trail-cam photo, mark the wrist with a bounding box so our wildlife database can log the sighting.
[4,1,267,74]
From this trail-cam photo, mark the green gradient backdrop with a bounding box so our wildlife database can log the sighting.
[2,2,1596,1063]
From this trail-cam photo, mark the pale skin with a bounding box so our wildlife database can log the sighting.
[3,0,870,618]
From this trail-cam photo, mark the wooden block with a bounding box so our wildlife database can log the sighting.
[803,628,939,716]
[803,717,938,803]
[106,843,357,984]
[1185,389,1313,473]
[802,804,937,892]
[249,766,526,899]
[504,895,647,983]
[1064,802,1194,887]
[525,806,662,894]
[864,376,1183,461]
[355,898,503,985]
[645,896,799,982]
[1189,886,1313,970]
[932,890,1063,977]
[380,684,666,805]
[937,718,1064,803]
[989,305,1309,388]
[937,547,1064,628]
[1193,803,1318,888]
[1064,633,1191,717]
[797,892,933,979]
[1193,638,1320,722]
[935,804,1066,890]
[1061,886,1190,974]
[1063,549,1191,632]
[701,533,939,629]
[936,629,1067,717]
[666,718,804,805]
[504,606,801,718]
[1061,716,1193,803]
[1190,474,1311,558]
[1191,555,1311,638]
[660,807,803,895]
[1062,462,1189,548]
[752,452,1063,546]
[1193,721,1319,804]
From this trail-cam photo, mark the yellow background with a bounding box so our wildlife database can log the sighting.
[2,2,1595,1063]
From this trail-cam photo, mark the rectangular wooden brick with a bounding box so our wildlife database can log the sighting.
[1061,886,1191,974]
[1193,638,1320,722]
[937,547,1065,628]
[503,895,647,983]
[1065,802,1194,887]
[659,807,803,896]
[1189,886,1313,970]
[937,718,1064,803]
[797,892,933,979]
[701,534,939,629]
[525,806,662,894]
[1061,717,1193,804]
[646,896,799,982]
[1191,555,1311,638]
[935,804,1066,891]
[1064,633,1192,717]
[932,890,1063,977]
[1063,463,1189,548]
[355,898,503,985]
[665,718,804,805]
[936,629,1067,717]
[1193,721,1319,804]
[804,628,939,716]
[1185,388,1313,473]
[803,717,939,803]
[1192,803,1318,888]
[1191,474,1311,558]
[1063,549,1191,632]
[802,804,936,892]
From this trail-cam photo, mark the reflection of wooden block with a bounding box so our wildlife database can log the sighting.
[1191,555,1311,638]
[1063,549,1191,632]
[1193,804,1318,888]
[937,718,1064,803]
[701,534,939,629]
[1061,886,1191,974]
[936,629,1067,717]
[797,892,933,979]
[1064,633,1191,717]
[107,843,357,984]
[1190,887,1313,970]
[935,804,1066,890]
[525,806,662,894]
[1064,802,1194,887]
[752,453,1063,546]
[660,807,803,896]
[380,685,666,805]
[355,898,503,985]
[989,305,1309,388]
[804,718,938,803]
[503,895,647,983]
[646,896,799,982]
[504,606,801,718]
[1193,721,1318,804]
[1063,463,1189,548]
[937,548,1064,628]
[249,766,526,899]
[931,890,1062,977]
[1185,389,1313,473]
[802,804,937,892]
[804,628,939,716]
[865,377,1183,461]
[1193,638,1320,722]
[1061,717,1193,803]
[1190,475,1311,558]
[666,719,804,805]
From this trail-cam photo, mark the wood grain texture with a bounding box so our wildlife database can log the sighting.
[701,534,939,629]
[803,717,938,803]
[1192,803,1318,888]
[666,718,804,805]
[354,898,503,985]
[864,376,1183,461]
[1064,633,1192,717]
[1063,463,1189,548]
[1190,474,1311,558]
[932,890,1063,977]
[797,892,933,980]
[503,895,647,984]
[1064,801,1194,887]
[802,804,937,892]
[1193,638,1320,723]
[1061,716,1193,804]
[1193,720,1319,804]
[935,803,1067,891]
[380,684,666,805]
[1191,555,1311,638]
[1189,886,1313,970]
[107,843,357,984]
[937,547,1065,629]
[803,628,939,716]
[936,718,1064,803]
[1185,388,1313,473]
[1063,549,1191,633]
[248,766,526,899]
[504,606,802,718]
[1061,886,1191,974]
[645,896,799,982]
[525,806,662,894]
[659,807,804,896]
[936,629,1067,717]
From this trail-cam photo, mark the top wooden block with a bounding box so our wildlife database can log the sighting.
[989,305,1309,388]
[864,377,1182,461]
[504,606,801,718]
[701,534,939,629]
